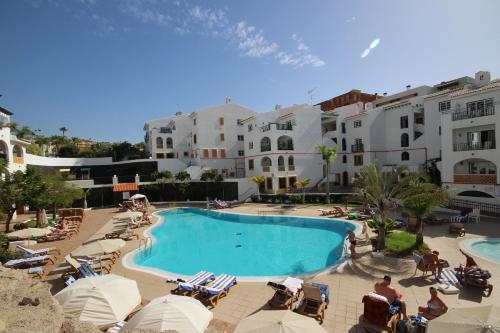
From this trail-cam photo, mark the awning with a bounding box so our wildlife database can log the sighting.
[113,183,139,192]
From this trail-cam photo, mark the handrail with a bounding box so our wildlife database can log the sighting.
[138,236,153,256]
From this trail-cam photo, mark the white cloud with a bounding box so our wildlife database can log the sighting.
[231,21,278,57]
[361,37,381,59]
[274,34,324,68]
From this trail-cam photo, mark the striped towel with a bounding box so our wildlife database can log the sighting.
[4,255,49,267]
[199,274,237,295]
[179,271,214,291]
[436,269,463,288]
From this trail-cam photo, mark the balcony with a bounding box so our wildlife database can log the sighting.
[351,144,364,153]
[452,107,495,121]
[260,123,293,132]
[277,144,294,151]
[278,166,285,171]
[262,166,271,172]
[288,165,295,171]
[454,174,496,185]
[453,141,496,151]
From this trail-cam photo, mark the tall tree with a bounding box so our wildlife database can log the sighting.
[59,127,68,137]
[294,179,311,204]
[355,163,411,250]
[250,176,266,201]
[402,176,449,245]
[315,145,338,204]
[0,171,25,232]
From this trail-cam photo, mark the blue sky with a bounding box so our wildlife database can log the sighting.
[1,0,500,142]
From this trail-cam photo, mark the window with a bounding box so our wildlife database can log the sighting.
[193,134,197,144]
[341,122,346,134]
[401,152,410,161]
[401,133,409,147]
[278,156,285,171]
[166,137,173,149]
[193,118,197,125]
[354,155,363,166]
[353,120,362,128]
[211,149,218,159]
[237,135,244,141]
[156,153,164,158]
[220,149,226,158]
[249,159,254,170]
[261,157,272,172]
[219,117,224,126]
[439,100,451,112]
[277,135,293,150]
[156,137,163,149]
[238,150,244,156]
[248,124,253,132]
[203,149,209,159]
[342,155,347,163]
[467,98,494,115]
[400,116,409,129]
[288,156,294,166]
[261,137,271,152]
[278,177,287,189]
[159,127,172,134]
[249,142,253,149]
[220,133,225,142]
[237,119,243,126]
[288,176,297,188]
[439,126,441,136]
[183,152,189,157]
[341,138,346,151]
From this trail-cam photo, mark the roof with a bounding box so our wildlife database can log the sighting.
[113,183,139,192]
[0,106,13,116]
[423,88,462,100]
[449,79,500,98]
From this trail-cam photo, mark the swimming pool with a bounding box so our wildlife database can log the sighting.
[126,208,357,280]
[461,238,500,264]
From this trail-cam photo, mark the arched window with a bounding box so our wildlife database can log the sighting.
[0,140,8,161]
[277,135,293,150]
[261,156,272,172]
[342,155,347,163]
[401,133,409,147]
[401,151,410,161]
[166,137,173,149]
[278,156,285,171]
[341,138,346,151]
[288,156,294,166]
[261,137,271,152]
[156,137,163,149]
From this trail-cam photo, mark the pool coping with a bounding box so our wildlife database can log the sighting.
[459,237,500,265]
[122,207,361,282]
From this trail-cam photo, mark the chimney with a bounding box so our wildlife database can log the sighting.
[475,71,491,87]
[275,104,282,111]
[383,92,387,96]
[225,97,232,104]
[406,85,411,90]
[175,111,182,116]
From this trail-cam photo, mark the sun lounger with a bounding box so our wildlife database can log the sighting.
[39,232,68,242]
[171,271,215,295]
[197,274,237,307]
[4,255,54,268]
[268,277,303,309]
[16,244,60,257]
[105,229,139,240]
[296,283,329,324]
[27,266,44,279]
[62,255,109,280]
[436,269,462,294]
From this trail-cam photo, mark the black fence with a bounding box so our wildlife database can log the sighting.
[449,198,500,217]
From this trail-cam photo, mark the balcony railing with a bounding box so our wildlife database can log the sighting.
[278,166,285,171]
[454,174,496,185]
[277,144,294,151]
[351,144,364,153]
[453,141,496,151]
[262,166,271,172]
[452,107,495,121]
[261,123,293,132]
[288,165,295,171]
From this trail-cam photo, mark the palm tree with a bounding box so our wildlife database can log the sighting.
[59,127,68,137]
[355,162,411,250]
[315,144,337,204]
[402,176,449,246]
[250,176,266,201]
[294,179,310,204]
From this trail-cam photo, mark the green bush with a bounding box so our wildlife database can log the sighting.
[250,195,259,203]
[385,231,429,256]
[289,194,302,204]
[368,217,395,235]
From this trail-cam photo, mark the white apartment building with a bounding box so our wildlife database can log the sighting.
[242,104,323,193]
[0,107,28,174]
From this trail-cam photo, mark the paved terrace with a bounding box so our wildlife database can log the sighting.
[30,204,500,333]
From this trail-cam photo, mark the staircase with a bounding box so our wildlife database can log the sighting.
[183,165,203,179]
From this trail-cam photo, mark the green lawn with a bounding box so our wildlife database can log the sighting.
[385,231,429,257]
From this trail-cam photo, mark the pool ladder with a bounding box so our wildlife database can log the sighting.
[138,236,153,256]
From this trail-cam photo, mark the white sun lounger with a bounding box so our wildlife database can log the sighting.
[172,271,215,294]
[4,255,53,268]
[16,244,60,257]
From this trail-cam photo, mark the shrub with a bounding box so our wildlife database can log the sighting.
[250,195,259,203]
[368,217,395,235]
[289,194,301,204]
[276,194,287,203]
[385,231,429,256]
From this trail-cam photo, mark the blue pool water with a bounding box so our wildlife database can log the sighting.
[469,239,500,263]
[132,208,356,277]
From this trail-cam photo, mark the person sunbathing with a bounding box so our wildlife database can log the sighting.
[418,287,448,320]
[374,275,408,320]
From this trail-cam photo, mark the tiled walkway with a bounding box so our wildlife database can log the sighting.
[33,204,500,333]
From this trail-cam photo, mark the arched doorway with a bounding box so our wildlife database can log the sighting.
[0,140,8,162]
[13,145,23,164]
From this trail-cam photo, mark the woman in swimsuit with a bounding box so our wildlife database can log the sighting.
[418,287,448,320]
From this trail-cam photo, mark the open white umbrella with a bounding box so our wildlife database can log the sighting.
[130,194,146,200]
[125,294,213,333]
[234,310,328,333]
[427,305,500,333]
[7,227,52,240]
[54,274,141,329]
[72,239,126,257]
[113,211,142,220]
